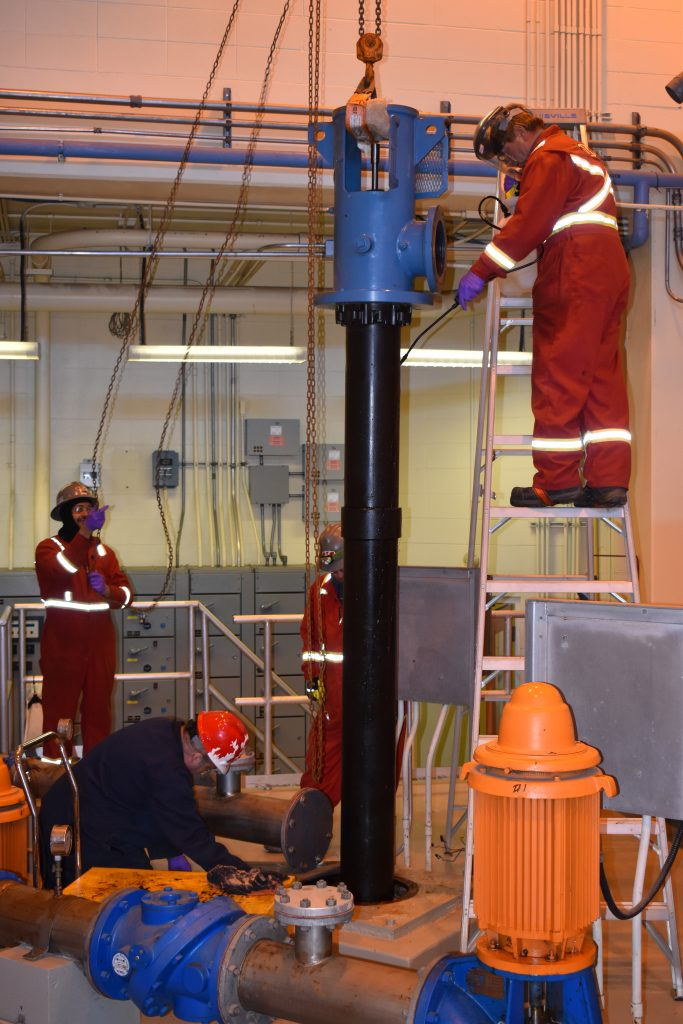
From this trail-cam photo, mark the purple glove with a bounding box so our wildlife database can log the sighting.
[84,504,108,531]
[457,270,486,310]
[167,854,192,872]
[87,570,108,596]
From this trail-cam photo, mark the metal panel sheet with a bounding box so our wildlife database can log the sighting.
[526,599,683,819]
[398,566,478,705]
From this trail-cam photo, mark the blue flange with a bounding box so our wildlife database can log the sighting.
[87,886,245,1023]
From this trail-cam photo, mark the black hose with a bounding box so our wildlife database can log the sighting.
[600,821,683,920]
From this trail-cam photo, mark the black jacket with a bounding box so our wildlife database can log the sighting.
[39,718,247,888]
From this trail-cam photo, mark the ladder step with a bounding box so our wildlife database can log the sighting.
[492,434,532,445]
[482,656,525,671]
[489,505,627,520]
[487,577,633,594]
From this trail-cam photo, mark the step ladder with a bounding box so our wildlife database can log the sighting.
[454,280,683,1020]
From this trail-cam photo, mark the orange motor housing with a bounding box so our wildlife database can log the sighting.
[462,681,617,975]
[0,761,29,882]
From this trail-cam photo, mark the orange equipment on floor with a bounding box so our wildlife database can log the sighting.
[462,681,617,975]
[0,760,29,881]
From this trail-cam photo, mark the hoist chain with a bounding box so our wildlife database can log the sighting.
[91,0,243,497]
[149,0,295,610]
[358,0,381,36]
[305,0,326,782]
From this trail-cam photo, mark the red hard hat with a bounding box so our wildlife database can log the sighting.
[196,711,249,774]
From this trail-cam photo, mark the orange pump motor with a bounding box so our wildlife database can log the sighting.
[462,681,617,975]
[0,760,29,881]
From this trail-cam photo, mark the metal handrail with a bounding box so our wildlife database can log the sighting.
[14,731,81,886]
[4,600,307,775]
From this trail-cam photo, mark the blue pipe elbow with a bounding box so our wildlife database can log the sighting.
[87,886,245,1022]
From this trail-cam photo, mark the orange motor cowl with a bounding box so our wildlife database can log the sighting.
[462,681,617,976]
[0,761,29,882]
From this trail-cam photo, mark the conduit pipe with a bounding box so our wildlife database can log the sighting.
[32,255,52,540]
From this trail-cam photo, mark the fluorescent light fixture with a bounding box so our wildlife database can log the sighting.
[401,348,532,368]
[0,341,39,360]
[128,344,306,364]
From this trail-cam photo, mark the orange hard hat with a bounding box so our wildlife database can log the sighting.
[196,711,249,774]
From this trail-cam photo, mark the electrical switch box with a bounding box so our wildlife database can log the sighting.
[152,449,179,488]
[248,464,290,505]
[79,459,100,489]
[245,418,300,457]
[301,442,344,481]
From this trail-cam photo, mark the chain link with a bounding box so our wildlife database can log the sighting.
[305,0,326,782]
[358,0,381,37]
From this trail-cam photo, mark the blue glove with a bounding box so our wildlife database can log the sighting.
[457,270,486,310]
[167,854,192,872]
[84,505,108,530]
[87,570,108,595]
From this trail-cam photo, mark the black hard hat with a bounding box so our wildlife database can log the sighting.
[473,104,535,170]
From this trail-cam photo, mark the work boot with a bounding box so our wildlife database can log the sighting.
[574,486,628,508]
[510,485,583,508]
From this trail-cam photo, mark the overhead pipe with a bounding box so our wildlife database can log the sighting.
[28,229,317,252]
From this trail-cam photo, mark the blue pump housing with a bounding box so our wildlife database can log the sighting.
[87,886,245,1022]
[413,954,603,1024]
[316,104,447,307]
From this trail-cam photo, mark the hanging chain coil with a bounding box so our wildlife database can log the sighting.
[150,0,295,608]
[91,0,243,494]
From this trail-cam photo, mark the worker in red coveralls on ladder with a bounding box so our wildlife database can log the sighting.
[300,524,345,807]
[457,104,631,510]
[35,482,133,758]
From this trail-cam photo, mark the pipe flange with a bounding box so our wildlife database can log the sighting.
[217,913,287,1024]
[279,788,334,872]
[273,880,354,929]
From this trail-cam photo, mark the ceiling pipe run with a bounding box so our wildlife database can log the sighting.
[29,230,318,252]
[0,283,314,315]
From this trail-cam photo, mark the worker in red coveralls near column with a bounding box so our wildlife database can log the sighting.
[300,524,344,807]
[457,104,631,509]
[35,482,133,758]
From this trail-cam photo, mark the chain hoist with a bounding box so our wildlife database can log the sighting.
[346,0,385,151]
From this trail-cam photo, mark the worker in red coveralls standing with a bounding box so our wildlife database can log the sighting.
[35,482,133,758]
[457,104,631,510]
[300,524,344,807]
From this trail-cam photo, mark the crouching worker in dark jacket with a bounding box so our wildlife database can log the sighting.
[39,711,251,889]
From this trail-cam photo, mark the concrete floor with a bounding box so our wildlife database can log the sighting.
[143,778,683,1024]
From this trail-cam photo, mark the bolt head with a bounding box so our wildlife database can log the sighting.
[300,898,311,908]
[316,879,327,889]
[326,897,337,907]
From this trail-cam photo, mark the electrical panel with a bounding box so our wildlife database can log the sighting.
[248,464,290,505]
[301,442,344,481]
[79,458,100,489]
[245,418,300,458]
[152,449,179,488]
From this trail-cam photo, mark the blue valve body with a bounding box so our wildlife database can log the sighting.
[87,886,245,1023]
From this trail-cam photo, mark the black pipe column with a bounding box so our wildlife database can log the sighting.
[338,301,411,905]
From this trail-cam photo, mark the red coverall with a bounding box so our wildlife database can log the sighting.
[35,532,133,757]
[299,573,344,806]
[471,125,631,492]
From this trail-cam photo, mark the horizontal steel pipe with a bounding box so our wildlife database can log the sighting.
[236,939,419,1024]
[0,881,99,963]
